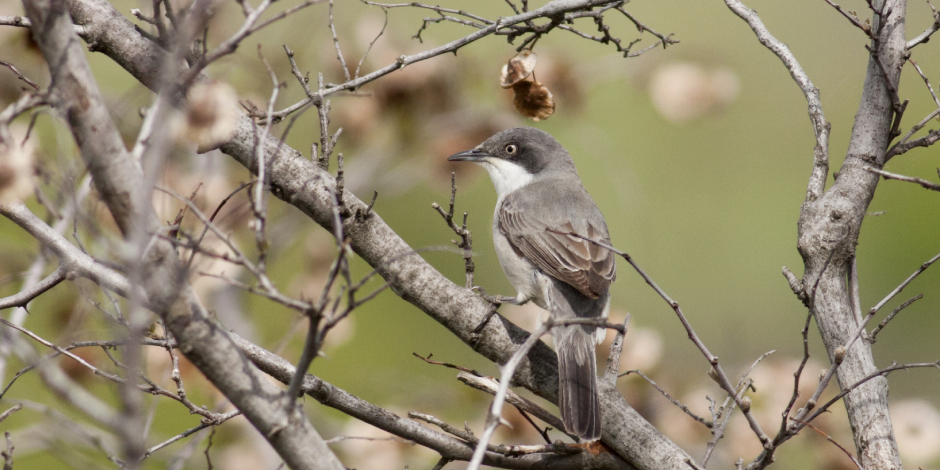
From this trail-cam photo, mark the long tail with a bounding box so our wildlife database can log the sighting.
[553,324,601,441]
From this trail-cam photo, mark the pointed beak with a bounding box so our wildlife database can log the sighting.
[447,148,490,162]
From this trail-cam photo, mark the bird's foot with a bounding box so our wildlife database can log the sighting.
[471,286,525,306]
[470,287,528,334]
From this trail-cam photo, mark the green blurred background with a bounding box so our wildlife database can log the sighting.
[1,0,938,468]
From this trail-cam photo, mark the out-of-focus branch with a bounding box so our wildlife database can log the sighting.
[0,267,66,310]
[21,0,344,467]
[0,14,85,34]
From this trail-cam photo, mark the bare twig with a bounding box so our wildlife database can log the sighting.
[616,7,679,48]
[886,128,940,158]
[864,166,940,191]
[0,405,22,424]
[869,250,940,314]
[909,58,940,109]
[906,1,940,49]
[269,0,664,121]
[2,431,11,470]
[466,318,554,470]
[0,267,66,310]
[723,0,830,203]
[328,0,351,82]
[414,352,483,376]
[789,418,862,470]
[0,61,40,90]
[432,173,475,288]
[178,0,325,88]
[140,410,241,460]
[456,372,573,440]
[549,230,771,446]
[870,294,924,341]
[620,370,712,427]
[354,8,388,80]
[822,0,875,37]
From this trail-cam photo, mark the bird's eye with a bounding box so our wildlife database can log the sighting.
[504,144,518,155]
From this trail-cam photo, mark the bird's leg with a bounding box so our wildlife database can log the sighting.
[470,286,529,333]
[471,286,529,306]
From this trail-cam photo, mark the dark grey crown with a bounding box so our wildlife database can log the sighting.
[476,127,576,175]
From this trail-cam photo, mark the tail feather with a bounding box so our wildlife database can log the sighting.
[545,275,608,441]
[555,325,601,441]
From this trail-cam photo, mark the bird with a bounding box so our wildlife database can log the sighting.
[448,127,616,441]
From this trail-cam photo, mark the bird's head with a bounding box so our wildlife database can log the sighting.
[447,127,575,198]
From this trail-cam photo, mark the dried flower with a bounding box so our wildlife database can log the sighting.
[179,81,240,153]
[512,80,555,121]
[0,125,35,206]
[892,399,940,465]
[500,50,538,88]
[649,62,740,123]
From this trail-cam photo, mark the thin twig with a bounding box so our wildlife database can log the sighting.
[906,1,940,49]
[413,352,483,376]
[329,0,351,82]
[0,61,40,90]
[864,166,940,191]
[870,294,924,342]
[822,0,875,37]
[354,8,388,80]
[789,418,862,470]
[620,369,712,427]
[0,405,22,424]
[549,230,771,446]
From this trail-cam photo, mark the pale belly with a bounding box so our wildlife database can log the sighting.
[492,220,549,309]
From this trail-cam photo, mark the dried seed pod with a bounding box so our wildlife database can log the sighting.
[0,126,35,206]
[180,81,240,153]
[512,80,555,121]
[500,50,538,88]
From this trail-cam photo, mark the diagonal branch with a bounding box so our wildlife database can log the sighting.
[864,166,940,191]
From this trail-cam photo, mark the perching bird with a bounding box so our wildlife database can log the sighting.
[448,127,616,441]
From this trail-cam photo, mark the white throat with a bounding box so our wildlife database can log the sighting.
[479,157,534,202]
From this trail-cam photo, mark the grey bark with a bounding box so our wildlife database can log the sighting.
[232,333,637,470]
[22,0,343,468]
[795,1,906,468]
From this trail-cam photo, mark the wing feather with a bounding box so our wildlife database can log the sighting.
[498,188,616,298]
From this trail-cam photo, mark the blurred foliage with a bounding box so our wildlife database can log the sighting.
[0,0,939,469]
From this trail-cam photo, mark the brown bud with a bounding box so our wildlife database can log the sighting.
[739,396,752,412]
[834,346,846,364]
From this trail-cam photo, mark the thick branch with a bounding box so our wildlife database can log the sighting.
[232,333,634,469]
